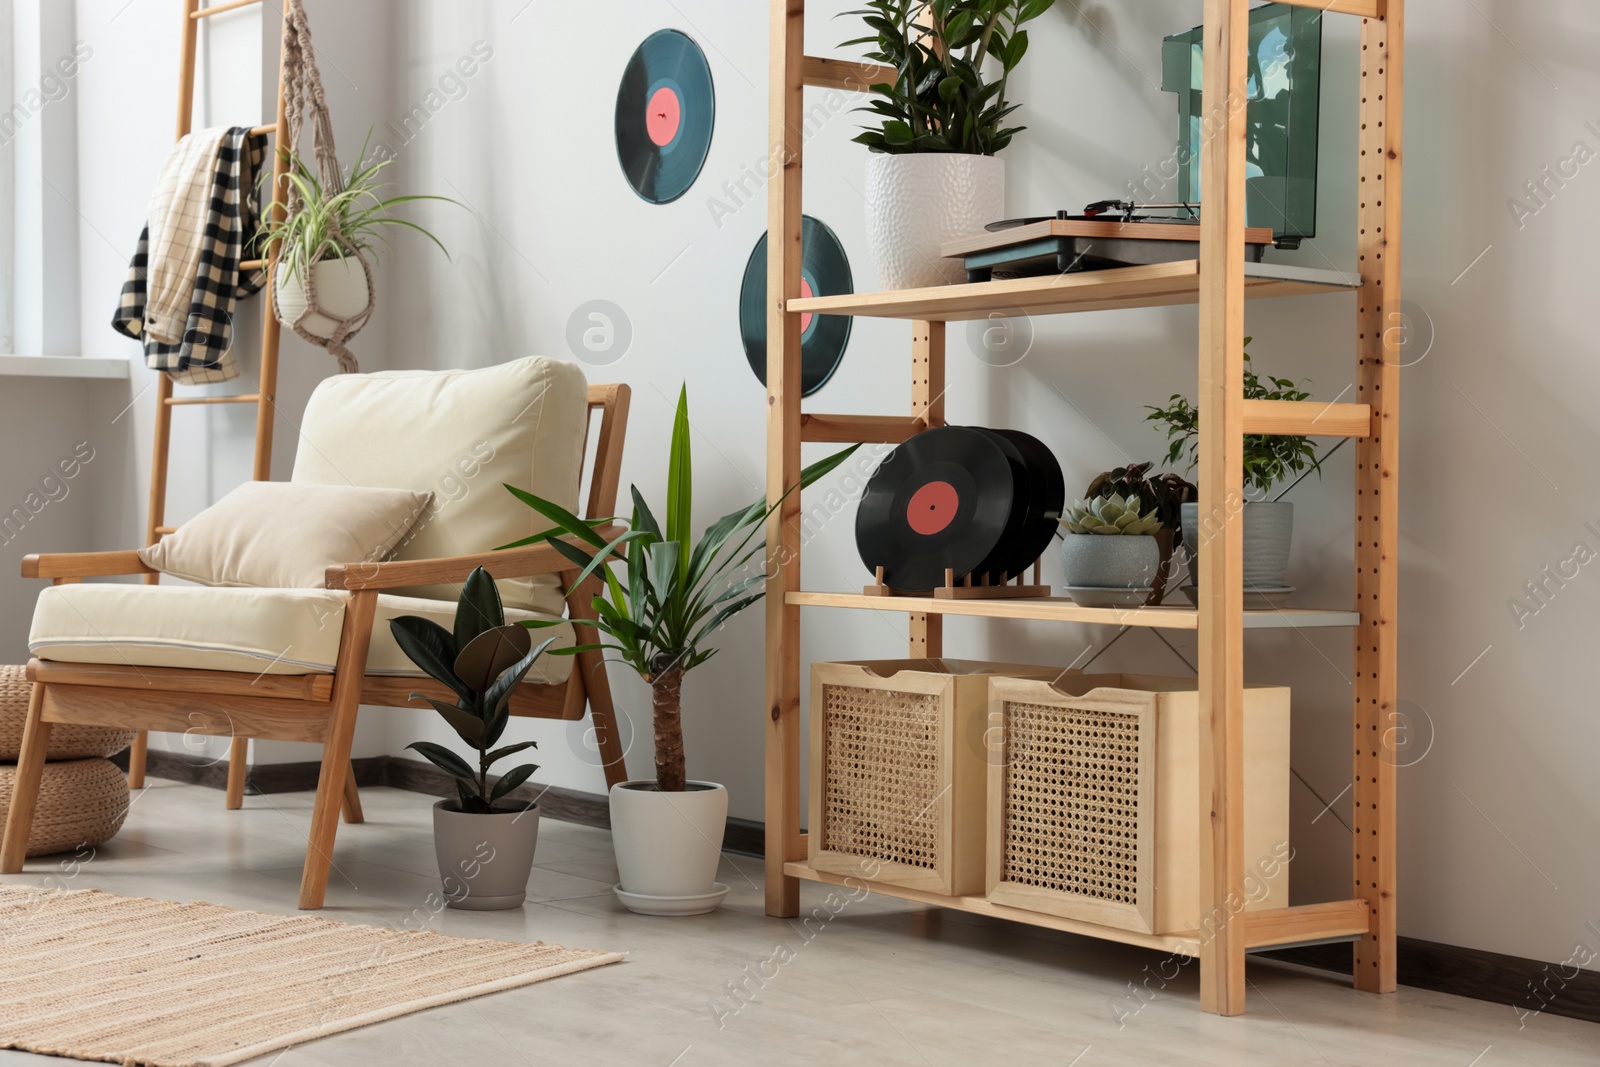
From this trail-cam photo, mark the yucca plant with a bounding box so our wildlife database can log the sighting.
[843,0,1057,155]
[1060,494,1164,536]
[390,567,551,814]
[501,387,856,793]
[255,131,457,282]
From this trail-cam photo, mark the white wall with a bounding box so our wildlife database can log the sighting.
[28,0,1600,969]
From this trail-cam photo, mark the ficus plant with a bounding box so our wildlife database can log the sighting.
[843,0,1058,155]
[390,567,552,814]
[501,387,856,793]
[1144,339,1323,499]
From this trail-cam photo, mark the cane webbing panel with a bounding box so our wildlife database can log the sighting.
[1001,700,1145,905]
[820,683,941,870]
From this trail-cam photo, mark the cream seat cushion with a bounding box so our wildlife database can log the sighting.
[28,584,574,687]
[292,357,589,617]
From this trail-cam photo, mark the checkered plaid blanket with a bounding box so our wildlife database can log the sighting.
[112,126,269,385]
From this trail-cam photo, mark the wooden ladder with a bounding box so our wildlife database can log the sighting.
[129,0,307,814]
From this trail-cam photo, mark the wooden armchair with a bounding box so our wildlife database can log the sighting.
[3,365,630,909]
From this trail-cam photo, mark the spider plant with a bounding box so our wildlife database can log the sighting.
[256,131,457,282]
[501,386,857,792]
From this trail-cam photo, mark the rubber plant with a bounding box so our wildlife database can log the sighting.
[390,566,552,813]
[501,387,856,792]
[843,0,1058,155]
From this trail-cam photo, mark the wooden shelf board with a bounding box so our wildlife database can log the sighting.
[788,260,1361,322]
[785,861,1201,957]
[787,591,1361,630]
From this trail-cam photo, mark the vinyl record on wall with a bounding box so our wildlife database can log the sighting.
[740,215,854,397]
[615,29,715,205]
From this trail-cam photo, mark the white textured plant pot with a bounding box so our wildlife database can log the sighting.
[275,257,370,339]
[610,780,728,915]
[432,800,540,911]
[865,153,1005,289]
[1180,501,1295,588]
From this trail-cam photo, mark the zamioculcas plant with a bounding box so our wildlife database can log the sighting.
[502,387,856,793]
[390,566,551,814]
[843,0,1058,155]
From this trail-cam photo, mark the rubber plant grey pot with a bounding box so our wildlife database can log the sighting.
[609,780,728,916]
[1180,501,1294,588]
[432,799,540,911]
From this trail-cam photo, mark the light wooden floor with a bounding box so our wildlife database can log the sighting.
[1,779,1593,1066]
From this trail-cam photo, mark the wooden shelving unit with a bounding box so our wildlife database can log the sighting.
[763,0,1403,1016]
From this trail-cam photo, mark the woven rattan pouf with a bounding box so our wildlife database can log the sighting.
[0,758,130,857]
[0,664,136,760]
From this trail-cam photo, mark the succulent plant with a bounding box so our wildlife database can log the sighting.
[1085,462,1197,535]
[1060,494,1164,536]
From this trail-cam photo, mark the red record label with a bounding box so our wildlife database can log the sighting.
[906,480,959,536]
[799,277,814,333]
[646,87,681,146]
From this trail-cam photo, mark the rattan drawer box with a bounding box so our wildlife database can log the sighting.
[986,674,1290,935]
[809,659,1066,895]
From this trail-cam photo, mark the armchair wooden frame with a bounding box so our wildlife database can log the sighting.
[2,383,633,910]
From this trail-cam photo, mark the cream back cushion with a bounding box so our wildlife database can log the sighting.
[292,358,588,615]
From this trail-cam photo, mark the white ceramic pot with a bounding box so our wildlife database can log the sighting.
[865,153,1005,289]
[609,779,729,916]
[431,799,540,911]
[275,256,370,339]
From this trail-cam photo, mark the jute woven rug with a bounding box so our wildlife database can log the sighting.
[0,885,622,1066]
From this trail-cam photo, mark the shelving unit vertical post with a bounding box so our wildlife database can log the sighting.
[763,0,1403,1016]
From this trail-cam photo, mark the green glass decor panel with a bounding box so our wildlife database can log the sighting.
[1160,3,1323,247]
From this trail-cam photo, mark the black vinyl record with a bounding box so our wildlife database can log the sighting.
[740,216,853,397]
[856,427,1014,592]
[615,29,715,205]
[985,427,1065,577]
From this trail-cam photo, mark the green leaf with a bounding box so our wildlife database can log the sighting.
[502,484,608,547]
[630,485,662,540]
[388,617,469,701]
[485,740,538,764]
[489,764,537,803]
[415,697,486,745]
[938,75,964,102]
[453,567,507,655]
[666,386,694,579]
[406,741,475,781]
[454,624,532,698]
[485,637,556,724]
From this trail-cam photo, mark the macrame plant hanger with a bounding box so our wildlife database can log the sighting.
[272,0,374,373]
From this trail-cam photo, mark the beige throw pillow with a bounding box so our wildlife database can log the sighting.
[137,481,435,589]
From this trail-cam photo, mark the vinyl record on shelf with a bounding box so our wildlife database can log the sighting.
[615,29,715,205]
[855,426,1015,592]
[740,215,854,397]
[985,427,1065,577]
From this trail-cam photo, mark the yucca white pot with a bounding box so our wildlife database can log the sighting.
[865,153,1005,289]
[275,257,370,339]
[609,780,729,916]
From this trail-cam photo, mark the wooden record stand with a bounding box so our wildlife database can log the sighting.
[864,562,1050,601]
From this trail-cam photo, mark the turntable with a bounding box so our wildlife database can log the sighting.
[941,204,1276,282]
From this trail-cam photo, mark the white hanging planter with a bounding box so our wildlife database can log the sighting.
[864,153,1006,290]
[275,256,370,340]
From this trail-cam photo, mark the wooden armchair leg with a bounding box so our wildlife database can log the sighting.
[127,731,148,789]
[299,591,376,910]
[1,684,53,873]
[341,762,364,824]
[225,737,248,809]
